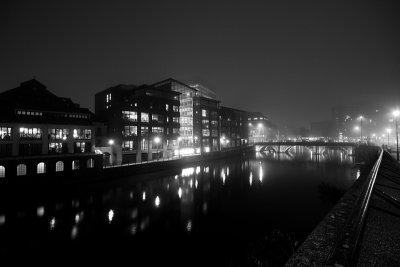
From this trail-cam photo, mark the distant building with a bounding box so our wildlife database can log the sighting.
[220,106,248,149]
[95,84,181,164]
[0,79,101,179]
[247,112,269,143]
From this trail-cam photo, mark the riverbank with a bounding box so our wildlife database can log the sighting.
[2,146,254,187]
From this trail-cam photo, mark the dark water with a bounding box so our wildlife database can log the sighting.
[0,148,358,266]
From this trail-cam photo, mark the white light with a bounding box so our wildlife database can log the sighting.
[108,139,114,145]
[0,215,5,226]
[196,166,200,174]
[155,196,160,207]
[178,187,182,198]
[108,209,114,223]
[249,172,253,186]
[393,110,400,117]
[186,220,192,232]
[259,165,263,182]
[154,136,161,143]
[142,191,146,201]
[258,123,263,128]
[50,217,56,230]
[71,226,78,240]
[387,128,392,133]
[195,180,198,189]
[37,206,45,217]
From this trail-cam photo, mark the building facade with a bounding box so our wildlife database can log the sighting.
[0,79,101,179]
[247,112,269,143]
[219,106,248,150]
[95,84,181,163]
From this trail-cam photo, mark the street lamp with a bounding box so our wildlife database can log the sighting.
[154,136,161,161]
[393,110,400,160]
[386,128,391,147]
[177,137,182,158]
[359,116,363,143]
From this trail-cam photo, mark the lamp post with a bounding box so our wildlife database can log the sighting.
[386,128,391,147]
[177,136,182,158]
[359,116,363,143]
[108,139,114,166]
[393,110,400,161]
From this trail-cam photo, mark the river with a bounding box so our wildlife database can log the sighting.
[0,148,359,266]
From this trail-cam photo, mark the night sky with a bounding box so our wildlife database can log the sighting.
[1,0,399,127]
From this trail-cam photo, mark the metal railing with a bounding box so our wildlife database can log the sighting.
[327,148,383,266]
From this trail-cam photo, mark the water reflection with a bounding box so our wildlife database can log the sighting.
[0,149,357,265]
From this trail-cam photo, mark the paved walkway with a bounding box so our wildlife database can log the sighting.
[357,152,400,266]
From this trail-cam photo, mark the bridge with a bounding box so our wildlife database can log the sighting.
[255,141,357,156]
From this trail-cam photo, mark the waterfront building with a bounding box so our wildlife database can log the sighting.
[152,79,201,155]
[247,112,269,143]
[0,79,101,179]
[190,83,217,100]
[95,84,181,164]
[194,96,220,153]
[219,106,248,149]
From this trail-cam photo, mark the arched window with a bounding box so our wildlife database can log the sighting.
[0,166,5,178]
[17,164,27,176]
[55,161,64,172]
[37,162,46,174]
[87,158,94,168]
[72,160,80,170]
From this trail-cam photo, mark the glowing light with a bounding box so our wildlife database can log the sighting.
[195,180,198,189]
[178,187,182,198]
[131,208,138,219]
[249,172,253,186]
[49,217,56,230]
[71,226,78,240]
[259,164,263,182]
[0,215,5,226]
[154,136,161,143]
[186,220,192,232]
[393,110,400,117]
[37,206,45,217]
[142,191,146,201]
[155,196,160,207]
[108,209,114,223]
[108,139,114,145]
[182,167,194,177]
[189,179,193,188]
[227,167,230,176]
[130,223,138,235]
[258,123,263,128]
[221,170,226,184]
[196,166,200,174]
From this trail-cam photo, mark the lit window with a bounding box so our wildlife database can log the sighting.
[72,160,80,170]
[0,166,5,178]
[122,111,137,121]
[0,127,12,140]
[37,162,46,174]
[173,106,179,112]
[141,112,149,123]
[166,104,169,111]
[123,126,137,137]
[202,109,207,117]
[55,161,64,172]
[87,159,94,168]
[17,164,27,176]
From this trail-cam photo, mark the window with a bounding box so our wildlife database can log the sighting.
[55,161,64,172]
[0,127,12,140]
[211,111,218,119]
[19,127,41,139]
[17,164,27,176]
[73,129,92,139]
[202,120,209,128]
[72,160,80,170]
[74,142,87,153]
[173,117,179,123]
[87,159,94,168]
[202,129,210,137]
[19,143,42,156]
[123,126,137,137]
[48,128,68,140]
[173,106,179,112]
[122,141,134,151]
[202,109,208,117]
[152,114,159,122]
[211,120,218,128]
[0,166,5,178]
[212,129,219,137]
[37,162,46,174]
[122,111,137,121]
[49,143,67,154]
[106,93,112,103]
[173,128,179,134]
[152,127,164,134]
[141,112,149,123]
[166,104,169,111]
[141,126,148,136]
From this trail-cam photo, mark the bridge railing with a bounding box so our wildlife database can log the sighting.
[326,148,383,266]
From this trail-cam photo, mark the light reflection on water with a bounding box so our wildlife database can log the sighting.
[0,150,357,265]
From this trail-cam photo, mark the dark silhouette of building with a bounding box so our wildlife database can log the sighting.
[220,106,248,149]
[0,79,101,179]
